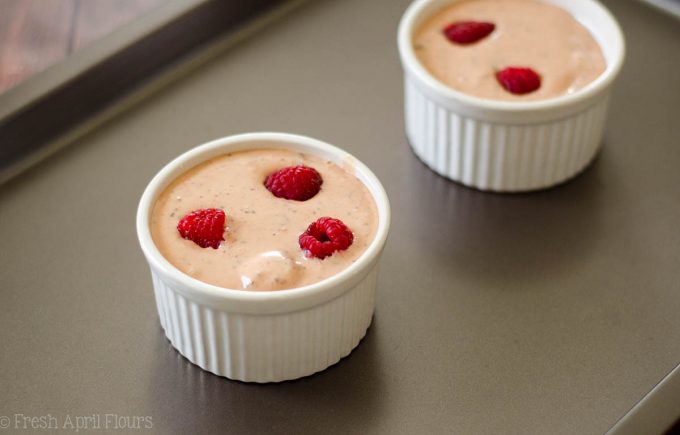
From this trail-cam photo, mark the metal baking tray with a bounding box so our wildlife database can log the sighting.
[0,0,678,433]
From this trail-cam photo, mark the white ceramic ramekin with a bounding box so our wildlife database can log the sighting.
[398,0,625,192]
[136,133,390,383]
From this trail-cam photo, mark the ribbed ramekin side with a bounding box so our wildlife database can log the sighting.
[404,76,611,192]
[150,267,378,383]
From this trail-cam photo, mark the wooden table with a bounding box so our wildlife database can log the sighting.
[0,0,163,92]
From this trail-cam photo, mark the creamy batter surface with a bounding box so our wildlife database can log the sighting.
[151,149,378,291]
[413,0,606,101]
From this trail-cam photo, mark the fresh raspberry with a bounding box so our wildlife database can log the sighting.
[264,165,323,201]
[299,217,354,259]
[495,67,541,95]
[176,208,226,249]
[443,21,495,44]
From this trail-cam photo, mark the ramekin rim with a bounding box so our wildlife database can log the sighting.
[397,0,626,112]
[136,132,391,305]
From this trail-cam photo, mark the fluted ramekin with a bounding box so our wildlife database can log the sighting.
[136,133,390,383]
[398,0,625,192]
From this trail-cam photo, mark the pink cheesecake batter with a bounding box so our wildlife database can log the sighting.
[413,0,606,101]
[150,149,378,291]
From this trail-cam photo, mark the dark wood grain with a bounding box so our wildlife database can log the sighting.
[72,0,165,51]
[0,0,75,91]
[0,0,163,93]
